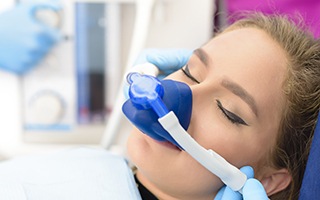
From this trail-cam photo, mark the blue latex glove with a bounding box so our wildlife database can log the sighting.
[134,48,193,78]
[214,166,269,200]
[124,48,193,98]
[0,0,61,74]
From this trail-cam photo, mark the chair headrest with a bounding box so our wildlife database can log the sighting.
[299,112,320,199]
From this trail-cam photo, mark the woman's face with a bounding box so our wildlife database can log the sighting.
[127,28,288,200]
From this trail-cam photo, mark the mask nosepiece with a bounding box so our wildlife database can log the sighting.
[123,72,192,148]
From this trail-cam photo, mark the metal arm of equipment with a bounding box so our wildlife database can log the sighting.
[101,0,156,149]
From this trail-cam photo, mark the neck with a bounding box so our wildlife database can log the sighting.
[136,171,217,200]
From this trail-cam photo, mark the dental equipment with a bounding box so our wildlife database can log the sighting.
[123,71,247,192]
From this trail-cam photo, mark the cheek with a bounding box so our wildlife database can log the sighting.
[189,100,269,169]
[168,71,272,170]
[196,127,268,169]
[126,128,147,164]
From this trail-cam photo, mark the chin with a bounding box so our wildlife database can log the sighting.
[126,129,149,163]
[126,128,224,198]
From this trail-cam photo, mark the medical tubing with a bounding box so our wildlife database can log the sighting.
[158,111,247,192]
[150,97,169,118]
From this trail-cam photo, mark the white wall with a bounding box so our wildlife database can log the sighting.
[120,0,214,68]
[146,0,213,48]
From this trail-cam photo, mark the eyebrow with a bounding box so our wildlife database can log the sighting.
[221,79,259,117]
[194,48,258,117]
[194,48,210,67]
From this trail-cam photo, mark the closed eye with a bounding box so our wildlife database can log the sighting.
[216,100,248,126]
[181,65,200,84]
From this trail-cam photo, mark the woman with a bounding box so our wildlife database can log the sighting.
[126,13,320,199]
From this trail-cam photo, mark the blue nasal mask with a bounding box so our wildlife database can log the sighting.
[122,72,192,148]
[122,68,247,193]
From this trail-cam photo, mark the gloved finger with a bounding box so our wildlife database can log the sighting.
[8,57,32,75]
[240,166,254,179]
[38,26,61,44]
[214,166,254,200]
[214,186,226,200]
[19,62,35,74]
[220,186,242,200]
[146,49,193,71]
[133,49,158,65]
[28,34,52,57]
[20,39,50,72]
[156,74,168,80]
[243,179,269,200]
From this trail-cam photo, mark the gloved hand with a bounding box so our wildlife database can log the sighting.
[134,48,193,78]
[0,0,61,74]
[124,48,193,98]
[214,166,269,200]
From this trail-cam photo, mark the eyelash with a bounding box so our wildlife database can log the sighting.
[181,66,248,126]
[181,65,200,84]
[216,100,248,126]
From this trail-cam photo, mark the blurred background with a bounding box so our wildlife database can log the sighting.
[0,0,214,159]
[0,0,318,159]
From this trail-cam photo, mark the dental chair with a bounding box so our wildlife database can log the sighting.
[0,115,317,199]
[0,147,141,200]
[299,112,320,199]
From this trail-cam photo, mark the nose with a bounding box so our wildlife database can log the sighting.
[185,83,212,135]
[122,76,193,148]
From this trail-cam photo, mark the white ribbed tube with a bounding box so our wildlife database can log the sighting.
[159,111,247,192]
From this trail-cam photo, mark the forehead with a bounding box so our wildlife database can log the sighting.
[204,28,286,64]
[202,28,287,120]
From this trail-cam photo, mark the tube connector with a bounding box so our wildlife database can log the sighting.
[127,72,169,117]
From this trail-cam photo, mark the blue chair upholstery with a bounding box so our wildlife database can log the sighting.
[299,112,320,199]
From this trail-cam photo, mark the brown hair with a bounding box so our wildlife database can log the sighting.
[224,13,320,199]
